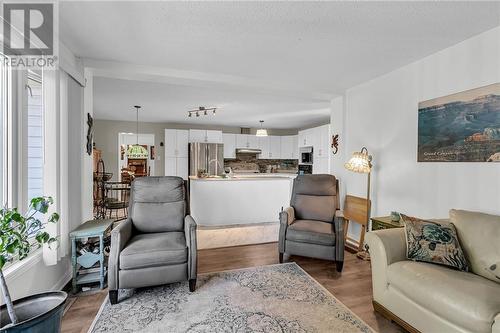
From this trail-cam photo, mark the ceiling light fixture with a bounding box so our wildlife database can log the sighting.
[256,120,268,137]
[127,105,149,159]
[187,106,217,118]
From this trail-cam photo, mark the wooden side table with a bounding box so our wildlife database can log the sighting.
[371,216,404,231]
[70,219,114,293]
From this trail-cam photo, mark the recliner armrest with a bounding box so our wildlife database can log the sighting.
[334,214,345,262]
[280,206,295,225]
[109,218,133,290]
[278,207,295,254]
[184,215,197,280]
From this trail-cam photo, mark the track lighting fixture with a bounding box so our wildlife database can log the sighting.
[187,106,217,118]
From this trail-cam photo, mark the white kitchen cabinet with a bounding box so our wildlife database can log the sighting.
[236,134,259,149]
[188,129,206,143]
[223,133,236,159]
[298,128,316,147]
[269,136,281,159]
[247,135,259,149]
[165,156,188,180]
[189,129,223,143]
[315,125,330,158]
[177,157,189,180]
[292,135,299,159]
[258,136,270,159]
[206,130,223,143]
[165,157,177,176]
[165,129,189,179]
[313,157,329,175]
[165,129,189,158]
[280,136,295,159]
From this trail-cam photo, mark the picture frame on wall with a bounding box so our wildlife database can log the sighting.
[417,83,500,162]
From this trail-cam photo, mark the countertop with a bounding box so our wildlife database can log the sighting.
[189,173,297,181]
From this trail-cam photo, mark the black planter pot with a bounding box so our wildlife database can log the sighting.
[0,291,67,333]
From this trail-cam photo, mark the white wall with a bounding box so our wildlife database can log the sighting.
[336,26,500,240]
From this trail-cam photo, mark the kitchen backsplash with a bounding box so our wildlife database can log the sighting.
[224,154,298,173]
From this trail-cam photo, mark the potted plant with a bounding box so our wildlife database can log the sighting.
[0,197,67,332]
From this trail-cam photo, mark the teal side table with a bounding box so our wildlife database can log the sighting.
[70,219,114,293]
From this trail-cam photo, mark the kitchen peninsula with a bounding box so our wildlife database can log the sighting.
[190,174,296,249]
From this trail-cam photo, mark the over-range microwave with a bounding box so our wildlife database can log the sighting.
[300,147,313,164]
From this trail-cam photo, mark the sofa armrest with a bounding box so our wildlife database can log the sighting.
[334,213,345,262]
[185,215,197,280]
[493,313,500,333]
[108,218,133,290]
[365,228,407,301]
[278,207,295,253]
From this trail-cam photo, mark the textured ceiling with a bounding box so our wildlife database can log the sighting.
[60,1,500,126]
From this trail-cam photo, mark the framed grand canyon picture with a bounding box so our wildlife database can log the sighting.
[418,83,500,162]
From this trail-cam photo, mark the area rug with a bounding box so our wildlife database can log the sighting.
[89,263,375,332]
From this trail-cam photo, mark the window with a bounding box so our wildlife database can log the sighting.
[26,72,44,203]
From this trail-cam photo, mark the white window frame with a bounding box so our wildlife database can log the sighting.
[0,53,10,206]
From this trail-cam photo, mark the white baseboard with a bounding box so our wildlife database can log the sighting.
[52,266,73,291]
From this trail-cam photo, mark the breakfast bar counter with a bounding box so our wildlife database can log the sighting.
[189,174,296,248]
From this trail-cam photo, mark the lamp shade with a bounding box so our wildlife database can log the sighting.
[256,128,268,137]
[344,148,372,173]
[127,144,149,159]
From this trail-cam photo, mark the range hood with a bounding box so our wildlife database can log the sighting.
[236,148,262,154]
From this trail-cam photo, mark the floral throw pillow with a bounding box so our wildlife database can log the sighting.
[401,214,469,271]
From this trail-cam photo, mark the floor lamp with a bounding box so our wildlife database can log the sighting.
[344,147,373,260]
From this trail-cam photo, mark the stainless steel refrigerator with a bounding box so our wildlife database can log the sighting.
[189,143,224,176]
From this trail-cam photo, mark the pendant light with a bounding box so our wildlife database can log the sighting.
[256,120,268,137]
[127,105,149,159]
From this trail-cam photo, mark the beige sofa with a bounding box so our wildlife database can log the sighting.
[366,209,500,333]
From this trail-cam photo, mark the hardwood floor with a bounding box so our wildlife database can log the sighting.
[61,242,404,333]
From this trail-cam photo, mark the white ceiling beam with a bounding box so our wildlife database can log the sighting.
[83,58,336,102]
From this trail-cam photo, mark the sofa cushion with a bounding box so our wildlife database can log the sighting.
[401,214,468,271]
[286,220,335,246]
[450,209,500,284]
[387,261,500,333]
[120,232,187,270]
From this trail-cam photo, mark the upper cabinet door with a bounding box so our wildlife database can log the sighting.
[292,135,299,159]
[269,136,281,159]
[247,135,259,149]
[206,130,223,143]
[189,129,207,143]
[223,133,236,159]
[280,136,293,159]
[258,136,270,159]
[315,125,330,157]
[164,129,177,157]
[176,130,189,158]
[236,134,248,148]
[298,130,307,147]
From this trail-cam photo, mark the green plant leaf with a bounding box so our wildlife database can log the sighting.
[35,232,50,244]
[48,212,60,223]
[0,255,6,269]
[5,240,19,254]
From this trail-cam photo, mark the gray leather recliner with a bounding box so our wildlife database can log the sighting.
[278,174,345,272]
[108,177,197,304]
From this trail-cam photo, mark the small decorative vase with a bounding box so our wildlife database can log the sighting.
[390,211,400,222]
